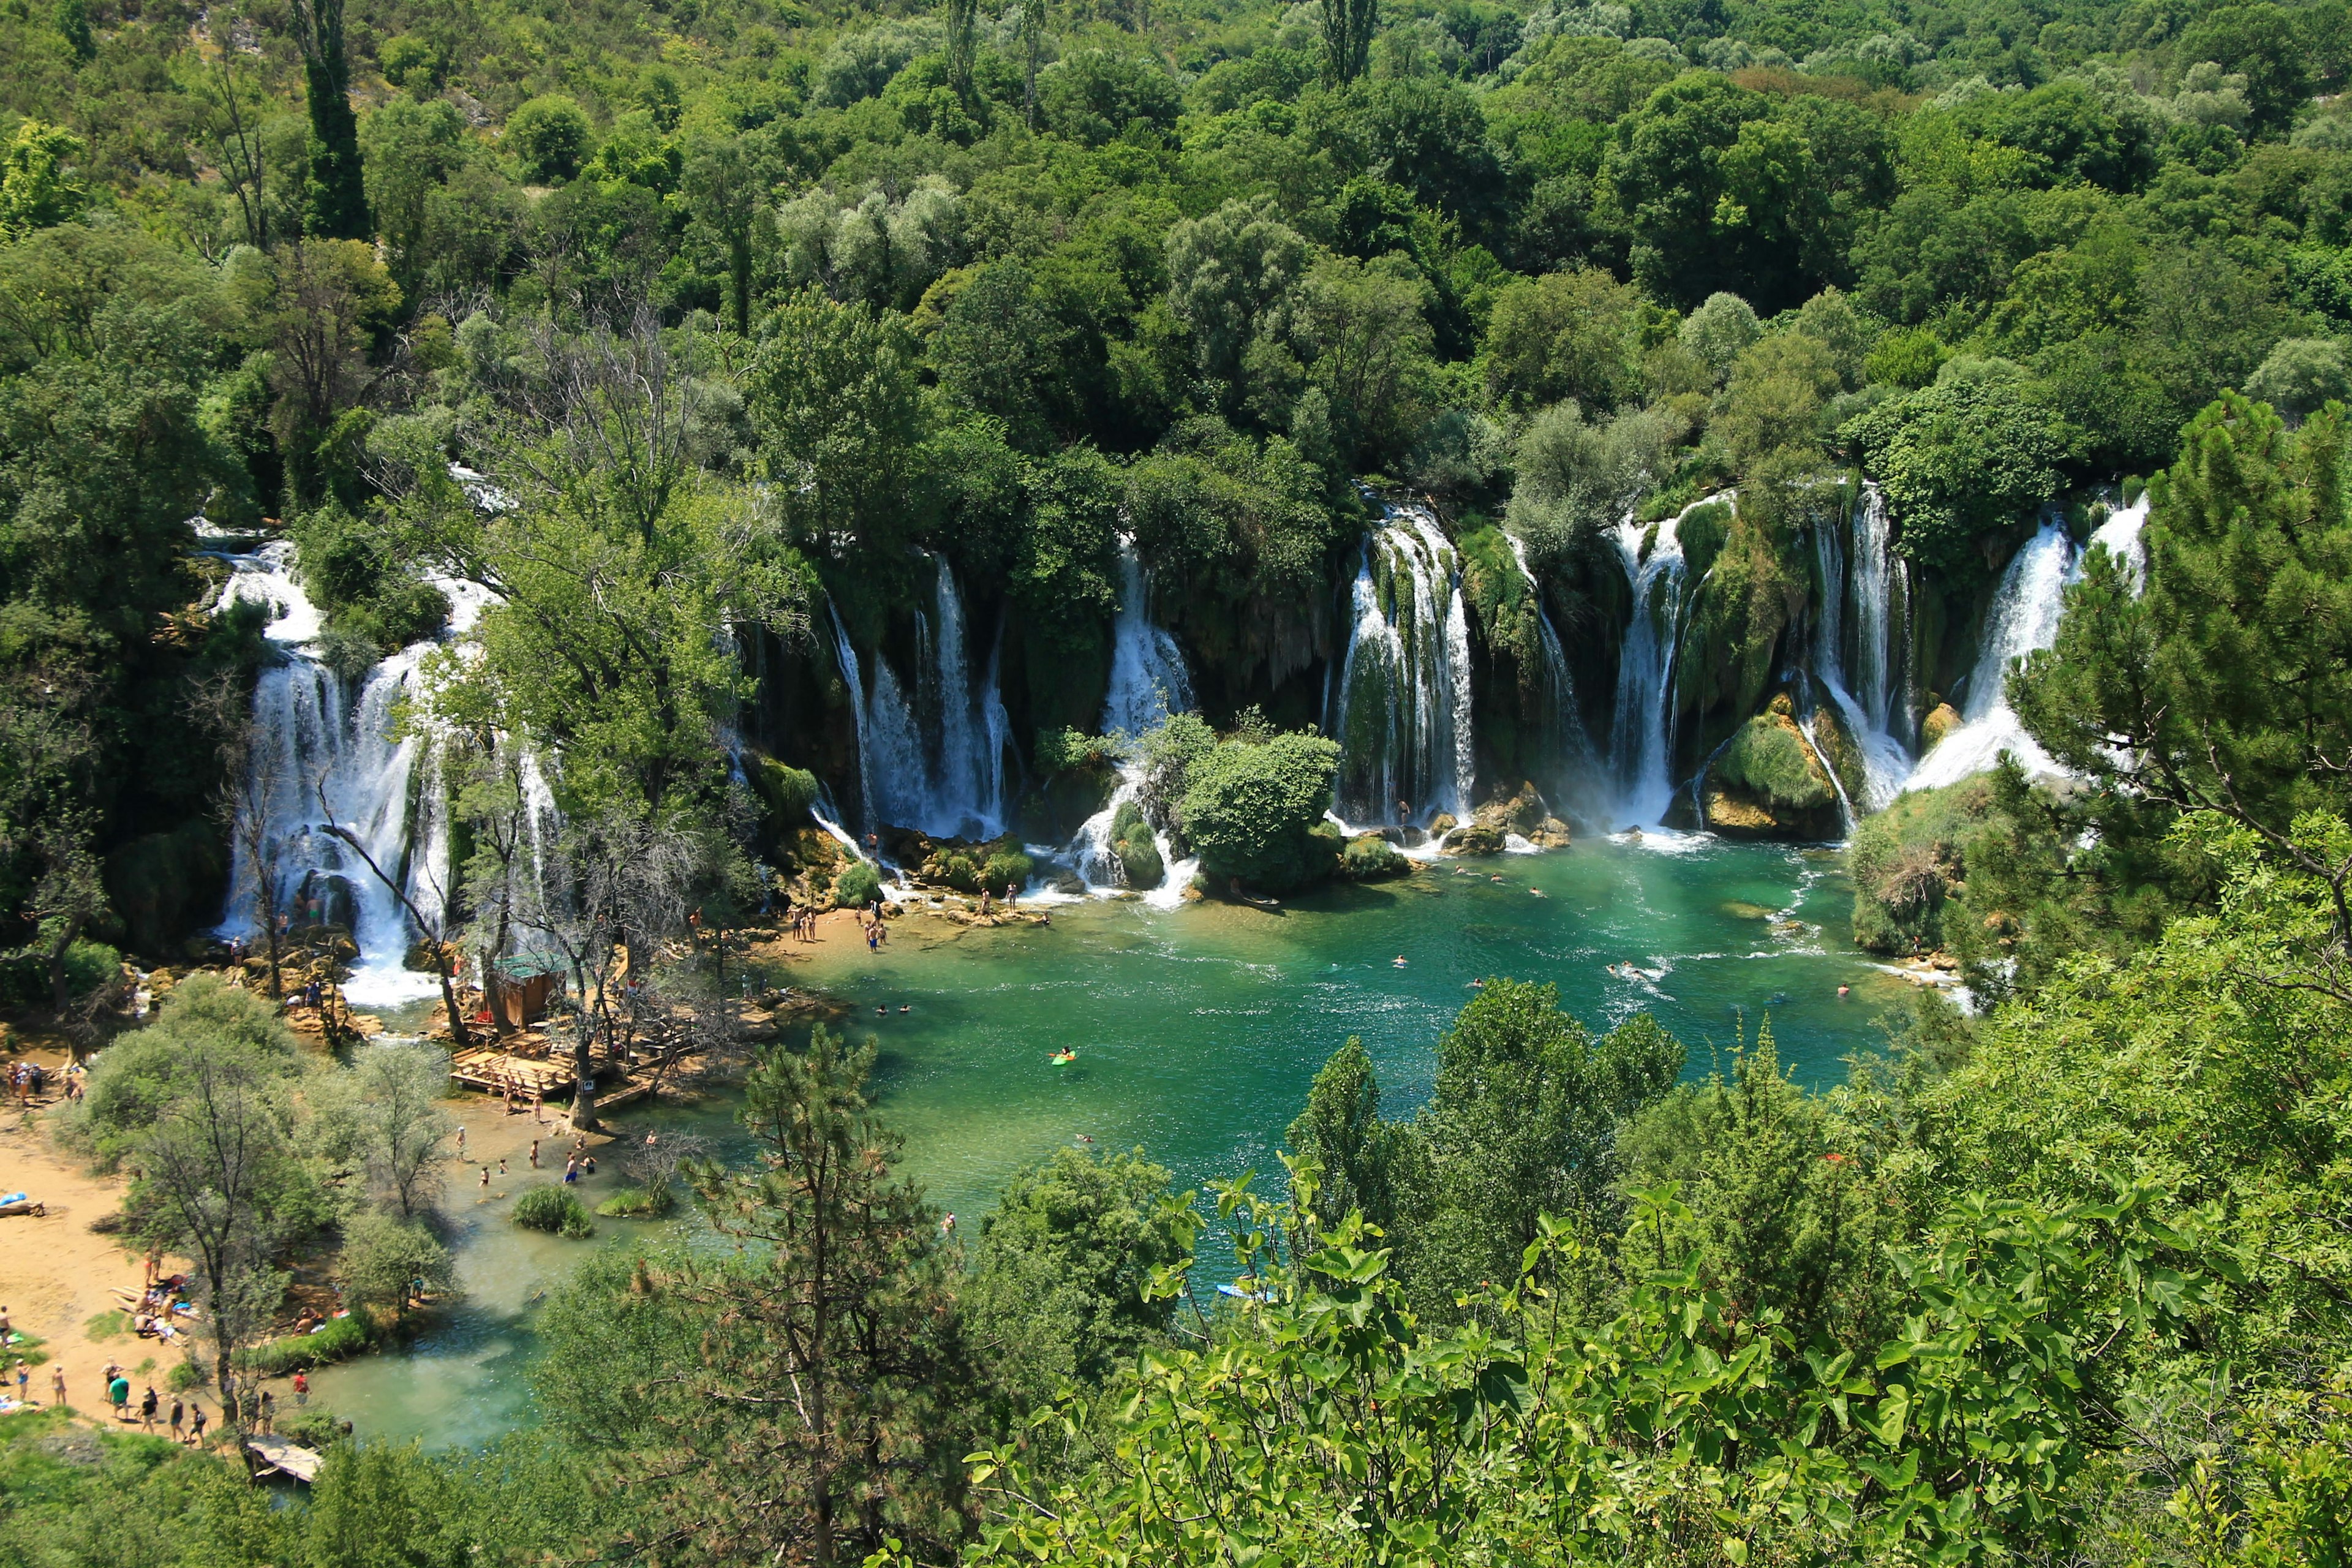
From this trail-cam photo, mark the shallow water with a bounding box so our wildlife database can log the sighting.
[311,836,1918,1448]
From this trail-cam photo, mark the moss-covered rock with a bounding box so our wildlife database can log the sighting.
[1338,834,1411,880]
[1920,701,1964,752]
[1847,774,1994,954]
[1703,699,1842,840]
[1442,822,1507,854]
[104,820,230,960]
[1804,704,1866,807]
[897,832,1037,896]
[1472,780,1547,835]
[1109,801,1164,888]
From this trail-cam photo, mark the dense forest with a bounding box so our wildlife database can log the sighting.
[7,0,2352,1559]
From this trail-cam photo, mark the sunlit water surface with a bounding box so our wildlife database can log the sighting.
[312,837,1920,1448]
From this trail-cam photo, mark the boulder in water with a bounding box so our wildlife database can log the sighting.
[1526,816,1574,848]
[1703,707,1842,840]
[1472,782,1548,835]
[1920,701,1963,752]
[1442,823,1507,855]
[1338,834,1411,880]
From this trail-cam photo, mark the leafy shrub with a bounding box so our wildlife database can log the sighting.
[1842,364,2073,571]
[1034,726,1115,774]
[1340,834,1411,880]
[235,1311,371,1376]
[0,938,119,1008]
[505,96,593,183]
[1716,710,1834,810]
[339,1210,454,1313]
[1180,731,1343,893]
[834,861,882,908]
[596,1183,677,1218]
[513,1186,596,1238]
[1847,775,1994,953]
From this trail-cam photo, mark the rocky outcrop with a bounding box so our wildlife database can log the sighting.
[1920,701,1963,752]
[1702,696,1843,841]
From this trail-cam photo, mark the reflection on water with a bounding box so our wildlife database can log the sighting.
[313,837,1920,1447]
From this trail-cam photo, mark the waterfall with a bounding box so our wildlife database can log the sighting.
[1065,534,1197,903]
[2089,494,2150,589]
[1905,519,2077,793]
[214,543,447,1009]
[824,557,1011,841]
[1101,533,1193,737]
[1608,511,1691,827]
[1327,501,1475,826]
[826,600,880,834]
[1505,533,1599,817]
[1807,486,1914,810]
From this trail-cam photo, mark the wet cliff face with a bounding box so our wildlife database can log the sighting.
[750,482,2098,851]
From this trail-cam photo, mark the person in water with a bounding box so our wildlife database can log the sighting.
[1392,955,1407,967]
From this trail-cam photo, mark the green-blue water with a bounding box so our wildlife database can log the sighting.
[311,837,1921,1449]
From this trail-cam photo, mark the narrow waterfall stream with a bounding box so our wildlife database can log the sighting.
[1904,519,2078,793]
[213,542,450,1009]
[1327,502,1475,827]
[1807,486,1914,811]
[1066,535,1197,905]
[1607,511,1691,827]
[824,557,1011,842]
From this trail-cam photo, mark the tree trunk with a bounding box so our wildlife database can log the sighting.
[46,909,86,1016]
[571,963,600,1132]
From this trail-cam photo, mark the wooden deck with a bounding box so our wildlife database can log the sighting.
[246,1434,323,1483]
[448,1033,699,1114]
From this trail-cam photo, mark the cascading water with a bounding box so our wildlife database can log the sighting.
[1327,502,1475,827]
[1608,511,1691,827]
[824,557,1010,842]
[214,543,449,1009]
[1066,534,1196,904]
[2088,493,2150,589]
[1505,532,1600,819]
[1807,485,1914,811]
[1905,518,2077,793]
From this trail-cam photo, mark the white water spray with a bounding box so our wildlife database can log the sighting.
[1905,519,2076,793]
[1328,501,1475,826]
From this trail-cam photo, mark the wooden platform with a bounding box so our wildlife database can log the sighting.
[246,1434,323,1483]
[449,1035,698,1114]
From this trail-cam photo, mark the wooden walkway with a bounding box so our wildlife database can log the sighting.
[448,1035,698,1113]
[246,1434,323,1483]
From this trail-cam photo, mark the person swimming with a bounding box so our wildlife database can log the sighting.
[899,1004,911,1012]
[1050,1049,1077,1065]
[1490,874,1504,884]
[1392,955,1407,968]
[1529,887,1547,897]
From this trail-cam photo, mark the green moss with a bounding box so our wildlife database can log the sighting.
[595,1183,677,1218]
[1716,714,1834,811]
[1675,500,1732,581]
[1846,775,1996,954]
[1339,834,1411,880]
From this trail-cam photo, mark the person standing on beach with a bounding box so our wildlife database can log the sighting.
[189,1403,206,1445]
[140,1385,158,1431]
[49,1365,63,1405]
[169,1397,184,1441]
